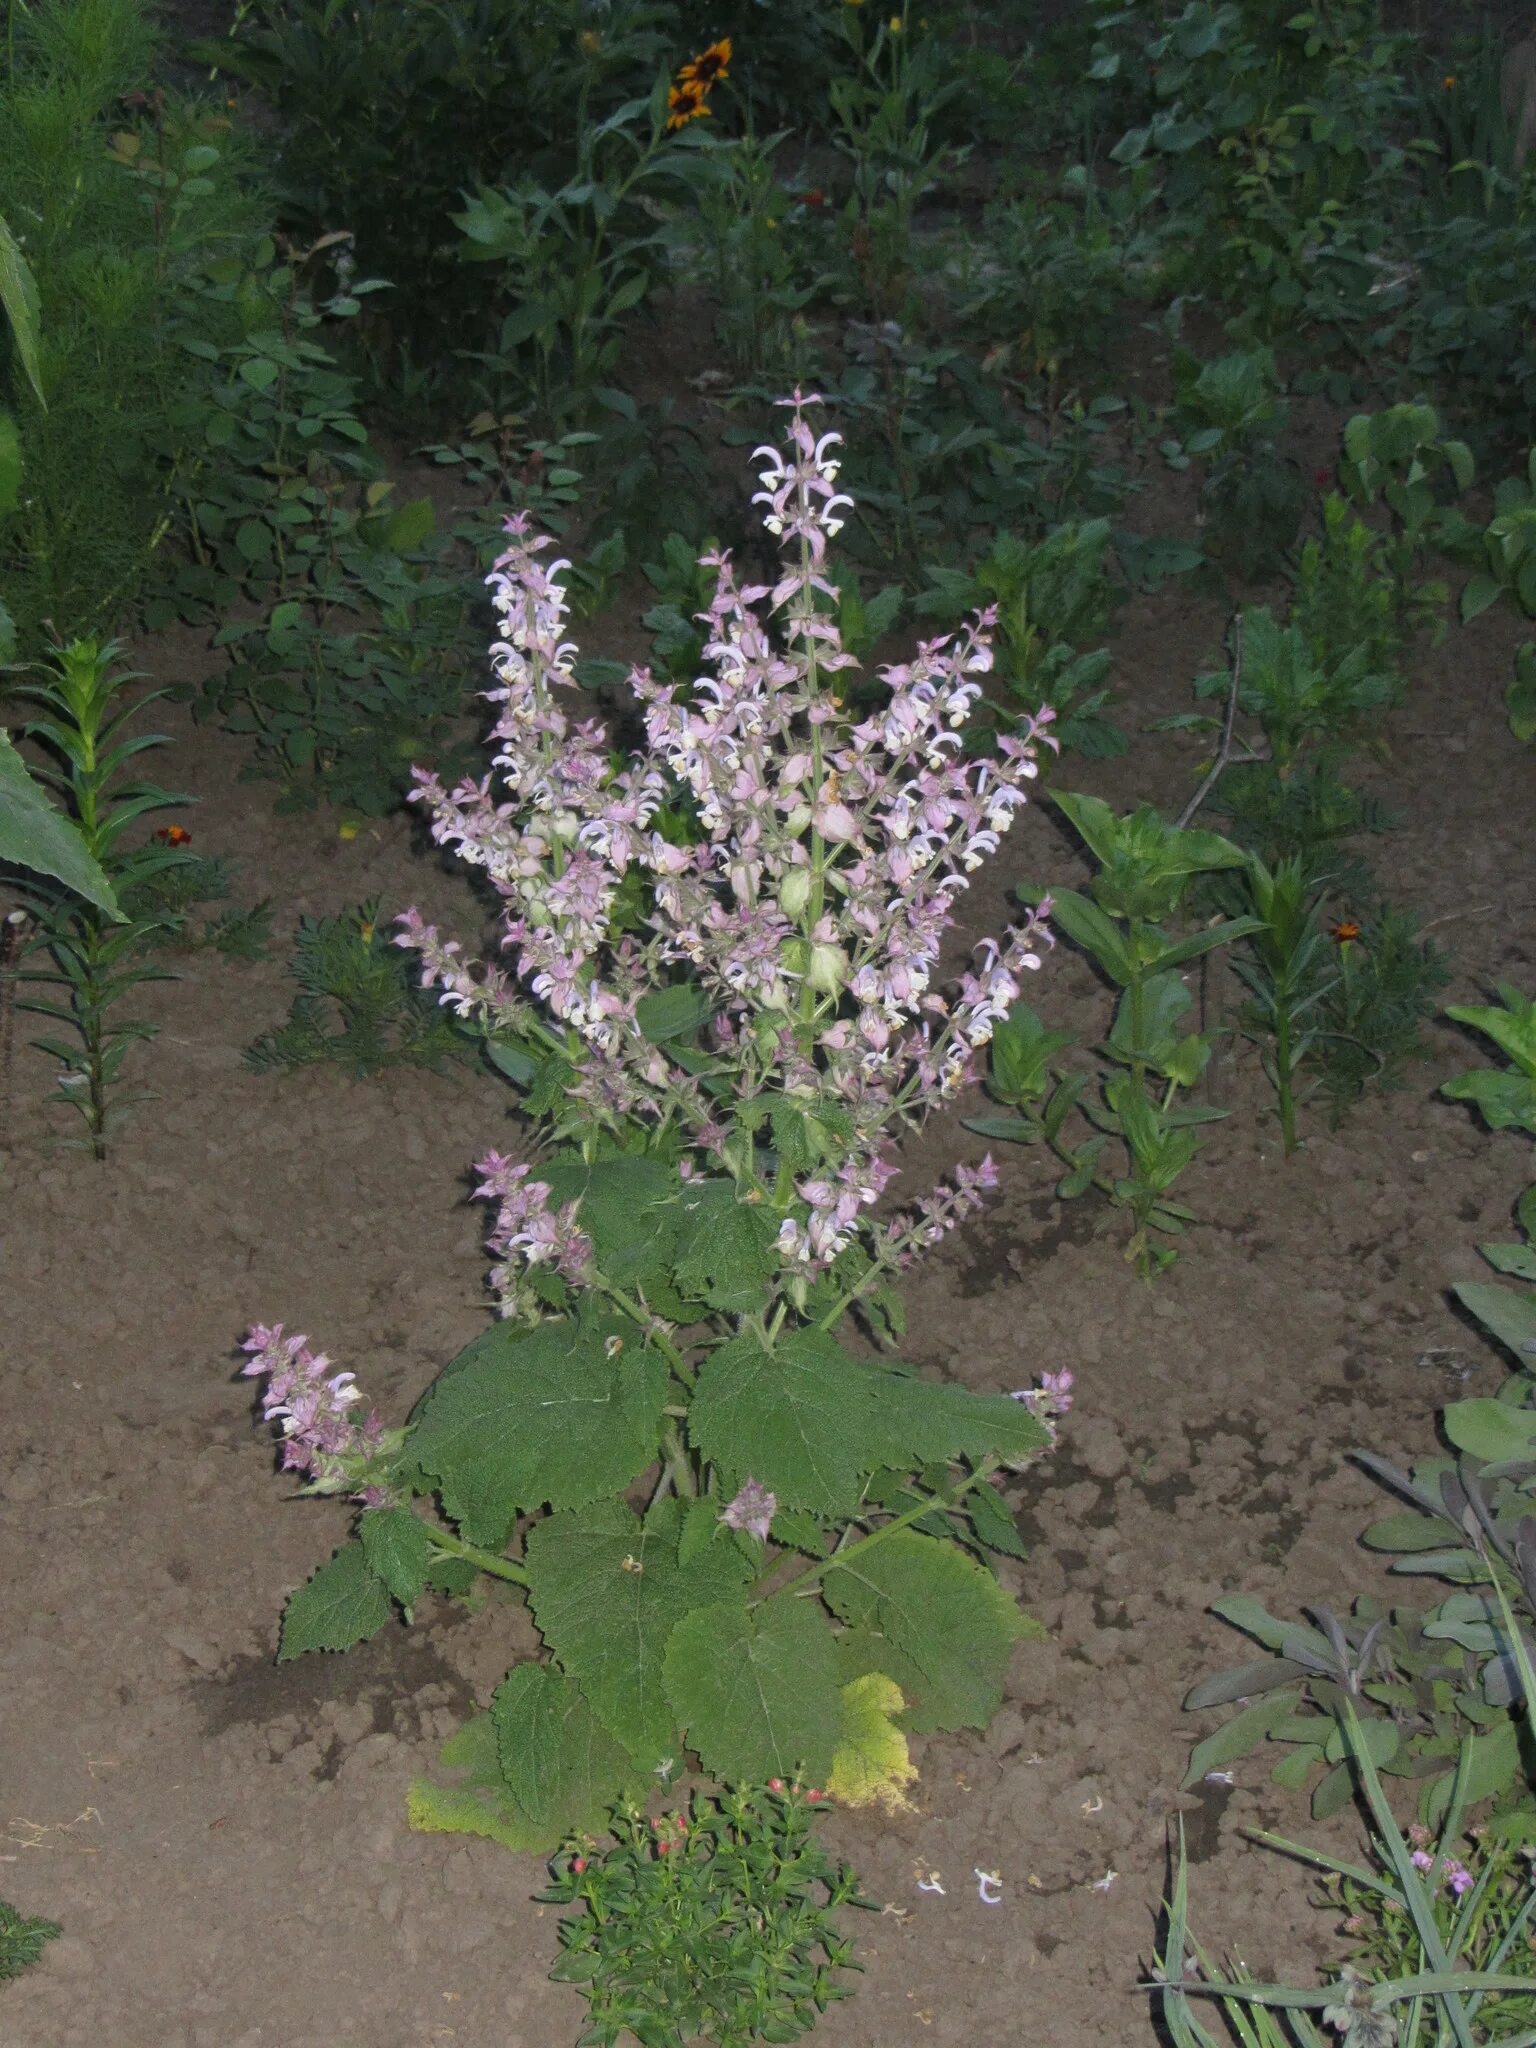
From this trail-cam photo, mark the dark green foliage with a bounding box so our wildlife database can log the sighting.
[539,1784,873,2048]
[10,641,195,1156]
[1168,348,1305,579]
[186,0,671,382]
[245,902,466,1078]
[1312,905,1452,1115]
[0,1897,61,1981]
[120,852,272,959]
[914,520,1125,760]
[0,0,263,652]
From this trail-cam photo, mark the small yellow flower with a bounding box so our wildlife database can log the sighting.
[889,12,902,29]
[338,820,360,841]
[1443,72,1456,89]
[580,28,600,53]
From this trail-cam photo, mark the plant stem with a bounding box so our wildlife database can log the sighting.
[1274,993,1297,1155]
[660,1417,697,1499]
[591,1276,696,1385]
[426,1521,529,1586]
[749,1457,1001,1607]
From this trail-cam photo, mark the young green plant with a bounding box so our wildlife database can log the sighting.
[978,791,1259,1276]
[10,639,193,1157]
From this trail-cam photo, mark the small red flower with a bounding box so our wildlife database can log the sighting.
[1313,467,1331,487]
[1331,919,1362,944]
[807,1788,825,1803]
[155,824,193,846]
[656,1838,672,1853]
[802,188,827,208]
[571,1857,587,1873]
[768,1777,783,1792]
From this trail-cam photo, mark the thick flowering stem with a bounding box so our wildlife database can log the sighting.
[398,390,1055,1317]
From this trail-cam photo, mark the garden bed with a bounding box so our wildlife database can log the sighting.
[3,475,1532,2044]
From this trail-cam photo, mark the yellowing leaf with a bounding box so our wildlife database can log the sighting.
[828,1673,917,1813]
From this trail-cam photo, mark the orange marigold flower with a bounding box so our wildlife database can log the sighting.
[680,37,731,88]
[666,78,711,129]
[1331,919,1362,944]
[155,824,193,846]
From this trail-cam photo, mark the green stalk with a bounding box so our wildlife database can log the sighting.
[425,1521,529,1587]
[749,1457,1001,1607]
[1273,988,1297,1155]
[590,1275,696,1386]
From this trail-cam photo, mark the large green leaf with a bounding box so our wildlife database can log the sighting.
[822,1530,1033,1732]
[0,732,120,914]
[663,1595,844,1784]
[873,1376,1049,1469]
[409,1310,668,1546]
[525,1496,750,1765]
[1031,883,1136,985]
[360,1505,433,1616]
[540,1154,679,1291]
[670,1178,780,1312]
[690,1330,1048,1515]
[0,210,44,406]
[1182,1692,1295,1789]
[1453,1282,1536,1368]
[1441,1395,1536,1463]
[278,1539,392,1660]
[688,1329,880,1515]
[490,1663,633,1836]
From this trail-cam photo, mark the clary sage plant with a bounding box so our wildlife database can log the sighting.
[244,393,1069,1850]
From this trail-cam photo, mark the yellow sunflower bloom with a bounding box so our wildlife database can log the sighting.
[667,78,712,129]
[680,36,731,88]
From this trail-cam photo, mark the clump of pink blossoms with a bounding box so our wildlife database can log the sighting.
[397,391,1056,1314]
[241,1325,393,1503]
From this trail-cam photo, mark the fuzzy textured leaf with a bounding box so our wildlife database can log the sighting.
[823,1531,1033,1732]
[1182,1692,1294,1788]
[688,1329,887,1516]
[540,1155,678,1291]
[663,1595,843,1784]
[526,1497,750,1765]
[490,1663,633,1836]
[1453,1284,1536,1367]
[670,1179,781,1312]
[875,1377,1049,1470]
[360,1506,434,1614]
[409,1311,668,1546]
[278,1539,392,1660]
[828,1673,917,1812]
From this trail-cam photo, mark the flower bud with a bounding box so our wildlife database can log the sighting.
[806,941,849,996]
[551,809,580,843]
[783,802,813,835]
[778,866,812,919]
